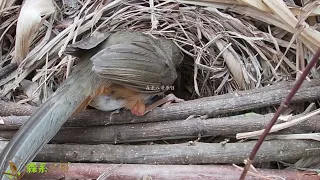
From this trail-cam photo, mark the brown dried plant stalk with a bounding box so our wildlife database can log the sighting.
[239,47,320,179]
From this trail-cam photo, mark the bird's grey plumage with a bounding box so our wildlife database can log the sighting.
[65,30,183,93]
[0,30,183,179]
[90,31,183,93]
[0,60,104,180]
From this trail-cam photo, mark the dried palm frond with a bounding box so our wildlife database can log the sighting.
[0,0,319,102]
[15,0,55,65]
[0,0,16,12]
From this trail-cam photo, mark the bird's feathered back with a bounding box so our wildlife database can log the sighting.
[65,30,183,94]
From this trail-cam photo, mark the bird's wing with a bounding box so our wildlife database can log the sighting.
[91,31,182,94]
[91,41,167,93]
[0,31,115,179]
[0,59,106,179]
[63,31,112,57]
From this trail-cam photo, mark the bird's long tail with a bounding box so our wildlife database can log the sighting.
[0,59,104,179]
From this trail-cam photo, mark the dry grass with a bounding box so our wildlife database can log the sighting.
[0,0,319,173]
[1,0,319,101]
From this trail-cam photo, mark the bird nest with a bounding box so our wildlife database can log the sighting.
[0,0,320,177]
[1,0,316,104]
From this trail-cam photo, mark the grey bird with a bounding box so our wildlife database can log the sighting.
[0,30,184,179]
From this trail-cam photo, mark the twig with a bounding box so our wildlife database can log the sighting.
[236,108,320,139]
[254,133,320,141]
[232,164,275,180]
[239,48,320,179]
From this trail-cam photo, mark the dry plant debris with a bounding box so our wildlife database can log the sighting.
[1,0,320,101]
[0,0,320,178]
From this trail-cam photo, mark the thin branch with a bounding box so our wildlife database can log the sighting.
[251,133,320,141]
[239,48,320,179]
[236,108,320,139]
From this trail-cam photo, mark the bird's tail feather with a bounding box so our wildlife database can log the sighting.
[0,59,104,179]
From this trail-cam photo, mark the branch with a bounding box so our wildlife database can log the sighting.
[249,133,320,141]
[1,79,320,126]
[239,48,320,179]
[0,140,319,164]
[0,100,37,116]
[0,113,318,143]
[236,109,320,139]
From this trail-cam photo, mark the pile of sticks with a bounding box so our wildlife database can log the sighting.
[0,79,319,179]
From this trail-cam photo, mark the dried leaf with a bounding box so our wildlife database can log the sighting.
[14,0,55,64]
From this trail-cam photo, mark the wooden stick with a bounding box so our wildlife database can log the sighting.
[1,79,320,126]
[20,163,318,180]
[0,140,319,164]
[0,100,37,116]
[240,47,320,179]
[0,116,28,130]
[240,48,320,180]
[0,113,318,143]
[236,109,320,139]
[249,133,320,141]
